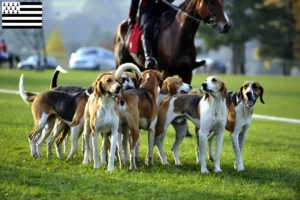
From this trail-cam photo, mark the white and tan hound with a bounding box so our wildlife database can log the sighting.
[155,76,228,173]
[81,63,142,171]
[208,81,265,171]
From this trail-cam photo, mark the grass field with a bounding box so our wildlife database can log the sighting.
[0,69,299,199]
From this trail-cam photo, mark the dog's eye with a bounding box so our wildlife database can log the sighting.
[212,78,217,82]
[121,77,126,83]
[243,84,249,89]
[252,84,257,89]
[107,79,112,83]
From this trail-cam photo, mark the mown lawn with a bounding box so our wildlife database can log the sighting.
[0,69,299,199]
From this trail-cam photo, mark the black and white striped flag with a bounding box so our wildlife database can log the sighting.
[2,1,42,29]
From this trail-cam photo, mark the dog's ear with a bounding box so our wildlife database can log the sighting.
[256,82,265,104]
[160,81,169,94]
[134,72,142,88]
[94,81,102,98]
[204,93,209,100]
[221,82,228,99]
[168,83,178,95]
[152,71,163,86]
[237,85,243,103]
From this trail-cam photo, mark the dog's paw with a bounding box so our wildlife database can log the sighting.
[107,166,114,172]
[236,165,245,172]
[162,160,169,165]
[82,160,89,165]
[94,164,100,168]
[201,168,210,174]
[214,167,222,173]
[145,157,154,166]
[175,162,183,166]
[209,156,215,162]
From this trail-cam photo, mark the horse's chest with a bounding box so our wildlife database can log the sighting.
[176,56,192,66]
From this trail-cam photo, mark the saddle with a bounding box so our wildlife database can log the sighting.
[127,9,177,55]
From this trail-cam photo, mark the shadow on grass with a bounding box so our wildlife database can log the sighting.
[143,160,300,193]
[0,165,236,199]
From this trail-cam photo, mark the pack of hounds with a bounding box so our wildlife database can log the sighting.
[18,63,265,173]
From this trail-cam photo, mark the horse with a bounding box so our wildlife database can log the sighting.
[0,52,20,69]
[114,0,231,84]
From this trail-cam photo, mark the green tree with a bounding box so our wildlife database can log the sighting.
[257,0,298,75]
[198,0,263,74]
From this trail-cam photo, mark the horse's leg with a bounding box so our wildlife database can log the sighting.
[180,70,193,85]
[162,70,170,81]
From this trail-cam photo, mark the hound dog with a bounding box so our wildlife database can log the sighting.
[154,76,227,173]
[116,70,164,170]
[81,63,142,171]
[46,66,140,159]
[207,81,265,171]
[19,63,137,160]
[121,76,192,164]
[19,74,93,159]
[35,66,86,158]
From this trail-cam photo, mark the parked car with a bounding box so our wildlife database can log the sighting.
[17,55,58,70]
[69,47,115,71]
[193,57,228,74]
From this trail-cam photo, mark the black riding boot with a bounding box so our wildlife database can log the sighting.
[141,34,157,69]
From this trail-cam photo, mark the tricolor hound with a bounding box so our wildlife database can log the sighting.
[208,81,265,171]
[82,63,142,171]
[155,76,228,173]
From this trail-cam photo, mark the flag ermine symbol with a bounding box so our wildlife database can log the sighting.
[2,1,42,29]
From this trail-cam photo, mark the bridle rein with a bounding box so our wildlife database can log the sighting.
[161,0,217,27]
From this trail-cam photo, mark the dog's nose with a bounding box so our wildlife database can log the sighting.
[201,83,207,89]
[246,92,253,98]
[115,85,121,93]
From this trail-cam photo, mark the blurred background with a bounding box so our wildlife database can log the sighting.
[0,0,299,76]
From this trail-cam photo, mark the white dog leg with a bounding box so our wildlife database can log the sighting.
[82,119,91,164]
[214,128,224,173]
[171,121,188,165]
[36,119,55,158]
[108,128,118,171]
[198,129,209,173]
[208,131,216,162]
[92,132,100,168]
[66,122,82,161]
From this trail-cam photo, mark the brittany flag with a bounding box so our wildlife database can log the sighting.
[2,1,42,29]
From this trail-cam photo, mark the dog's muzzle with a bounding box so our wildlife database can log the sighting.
[245,92,256,107]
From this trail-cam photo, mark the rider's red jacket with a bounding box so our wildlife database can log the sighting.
[129,0,174,19]
[0,44,7,52]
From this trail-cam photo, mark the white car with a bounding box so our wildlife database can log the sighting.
[69,47,116,71]
[17,55,58,70]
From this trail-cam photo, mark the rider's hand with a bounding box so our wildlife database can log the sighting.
[128,18,136,26]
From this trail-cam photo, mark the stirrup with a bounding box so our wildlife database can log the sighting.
[145,57,157,69]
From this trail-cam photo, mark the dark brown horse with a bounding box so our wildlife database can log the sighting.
[114,0,231,84]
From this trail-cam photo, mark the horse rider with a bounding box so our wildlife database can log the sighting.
[128,0,174,69]
[0,39,9,59]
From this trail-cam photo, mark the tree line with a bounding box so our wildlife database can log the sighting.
[197,0,299,75]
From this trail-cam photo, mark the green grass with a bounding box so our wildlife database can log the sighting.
[0,69,299,199]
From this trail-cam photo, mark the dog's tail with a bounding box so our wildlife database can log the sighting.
[50,65,68,89]
[19,74,37,103]
[115,63,142,79]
